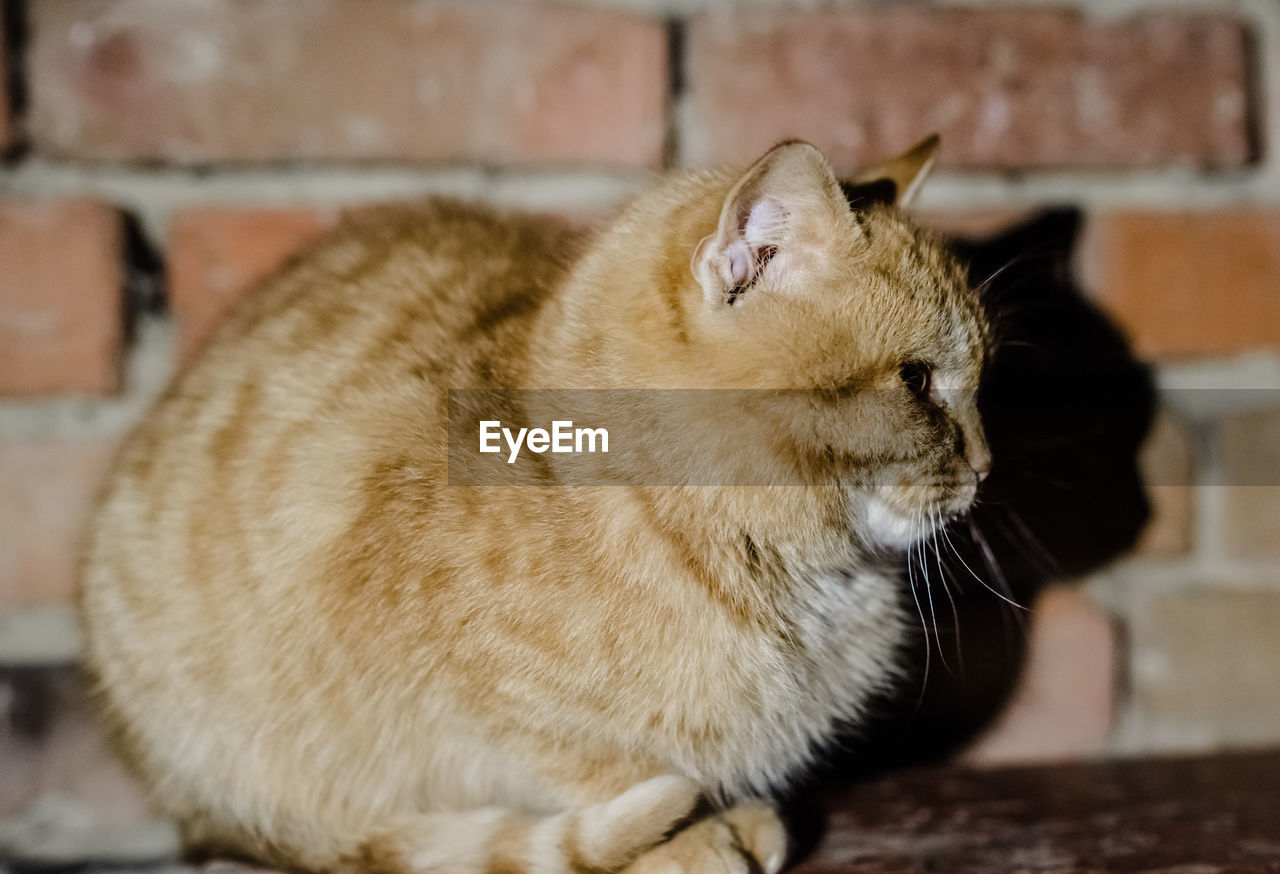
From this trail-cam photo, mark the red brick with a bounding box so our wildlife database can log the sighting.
[28,1,667,167]
[1,668,176,860]
[1129,589,1280,751]
[919,210,1042,241]
[1136,412,1195,557]
[168,207,341,359]
[685,9,1250,172]
[964,586,1115,765]
[0,199,124,395]
[1085,211,1280,359]
[0,16,11,149]
[1219,410,1280,561]
[0,434,122,610]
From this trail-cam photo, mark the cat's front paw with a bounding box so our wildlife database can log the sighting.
[620,803,786,874]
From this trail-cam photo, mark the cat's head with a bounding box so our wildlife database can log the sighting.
[675,138,992,548]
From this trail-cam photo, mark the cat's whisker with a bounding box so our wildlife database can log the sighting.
[917,516,955,677]
[932,479,964,498]
[994,509,1064,579]
[941,519,1028,612]
[932,510,964,676]
[971,255,1027,299]
[911,540,931,655]
[959,517,1027,650]
[965,516,1023,623]
[979,249,1067,298]
[905,537,933,710]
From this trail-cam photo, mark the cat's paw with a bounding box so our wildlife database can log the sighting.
[721,803,787,874]
[620,802,786,874]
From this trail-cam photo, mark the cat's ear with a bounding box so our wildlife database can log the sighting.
[693,140,845,306]
[841,134,940,210]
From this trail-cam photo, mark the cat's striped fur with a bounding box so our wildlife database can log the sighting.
[80,140,989,874]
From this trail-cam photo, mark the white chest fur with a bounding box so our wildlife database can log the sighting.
[706,565,907,798]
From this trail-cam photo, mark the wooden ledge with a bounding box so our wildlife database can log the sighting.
[794,750,1280,873]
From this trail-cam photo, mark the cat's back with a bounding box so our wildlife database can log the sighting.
[192,198,581,399]
[116,198,578,478]
[80,200,582,732]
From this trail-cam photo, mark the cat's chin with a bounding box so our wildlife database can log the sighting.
[862,496,936,550]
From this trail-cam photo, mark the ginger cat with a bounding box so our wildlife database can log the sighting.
[80,138,991,874]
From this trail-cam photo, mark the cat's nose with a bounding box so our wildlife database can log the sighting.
[969,449,992,483]
[959,420,991,486]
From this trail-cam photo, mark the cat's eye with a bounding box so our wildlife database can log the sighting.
[899,360,933,400]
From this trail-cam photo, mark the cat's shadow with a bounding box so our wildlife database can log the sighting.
[781,208,1156,858]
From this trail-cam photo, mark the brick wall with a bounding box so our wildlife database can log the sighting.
[2,0,1279,864]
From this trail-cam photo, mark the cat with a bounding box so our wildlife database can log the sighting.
[79,136,991,874]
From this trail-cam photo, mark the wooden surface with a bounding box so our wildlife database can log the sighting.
[794,750,1280,873]
[5,749,1277,872]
